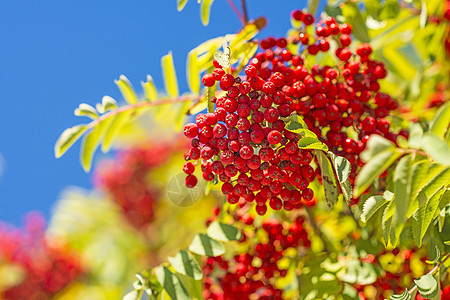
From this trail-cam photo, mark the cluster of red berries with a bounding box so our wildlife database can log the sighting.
[353,248,450,300]
[182,10,404,210]
[94,142,175,229]
[287,10,406,187]
[0,213,83,300]
[202,214,310,300]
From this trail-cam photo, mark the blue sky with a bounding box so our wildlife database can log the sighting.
[0,0,310,225]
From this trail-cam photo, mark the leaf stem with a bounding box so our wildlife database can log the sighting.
[224,0,246,26]
[408,254,450,295]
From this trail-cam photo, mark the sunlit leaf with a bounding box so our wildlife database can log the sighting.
[316,151,339,209]
[155,266,190,300]
[200,0,215,26]
[141,75,158,101]
[168,250,202,280]
[187,50,200,94]
[354,148,402,198]
[161,51,179,97]
[177,0,189,11]
[115,75,138,104]
[412,187,446,247]
[96,96,118,114]
[328,153,352,202]
[206,221,242,242]
[361,196,388,223]
[429,101,450,139]
[54,125,88,158]
[74,103,98,119]
[414,273,439,299]
[420,132,450,166]
[298,137,328,151]
[188,233,224,257]
[390,290,411,300]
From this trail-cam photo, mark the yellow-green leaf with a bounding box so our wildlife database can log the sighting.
[187,50,200,94]
[141,75,158,101]
[200,0,215,26]
[54,124,88,158]
[161,51,179,97]
[177,0,189,11]
[115,75,138,104]
[74,103,98,119]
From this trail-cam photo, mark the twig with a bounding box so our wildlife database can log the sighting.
[305,206,329,253]
[225,0,246,26]
[240,0,249,23]
[408,254,450,295]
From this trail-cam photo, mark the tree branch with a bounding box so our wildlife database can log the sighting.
[225,0,246,26]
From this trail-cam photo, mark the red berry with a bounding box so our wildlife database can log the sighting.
[185,174,198,188]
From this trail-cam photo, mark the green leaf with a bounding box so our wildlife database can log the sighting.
[361,196,388,223]
[285,118,308,132]
[168,250,202,280]
[200,0,214,26]
[141,75,158,101]
[186,50,200,94]
[407,160,433,217]
[354,148,402,198]
[360,134,396,162]
[430,102,450,139]
[96,96,118,114]
[101,110,133,152]
[420,132,450,166]
[391,154,414,246]
[161,51,179,97]
[298,137,328,151]
[54,124,88,158]
[382,208,393,246]
[206,221,242,242]
[155,266,190,300]
[177,0,189,11]
[412,187,446,247]
[414,273,439,299]
[328,153,352,202]
[420,167,450,199]
[74,103,98,119]
[308,0,320,15]
[390,290,411,300]
[188,233,225,257]
[115,75,138,104]
[316,151,339,209]
[341,2,370,43]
